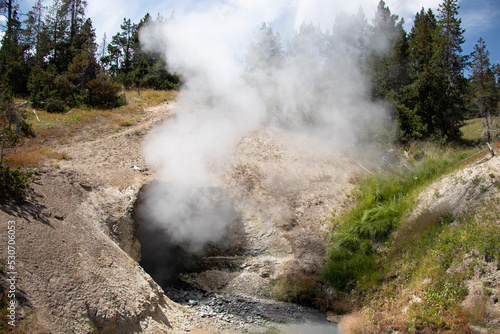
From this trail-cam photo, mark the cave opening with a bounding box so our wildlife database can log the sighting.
[133,180,245,289]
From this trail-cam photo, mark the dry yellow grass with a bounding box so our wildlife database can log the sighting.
[5,145,70,168]
[338,312,369,334]
[8,89,176,168]
[461,117,499,142]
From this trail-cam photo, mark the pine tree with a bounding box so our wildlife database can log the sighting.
[406,8,445,139]
[246,23,284,71]
[437,0,466,90]
[74,18,96,54]
[128,14,179,90]
[367,1,411,142]
[403,4,466,142]
[22,0,46,67]
[0,0,16,29]
[436,0,467,139]
[62,0,87,45]
[106,18,138,86]
[368,1,409,101]
[44,0,70,71]
[330,8,370,62]
[0,2,30,96]
[469,38,497,143]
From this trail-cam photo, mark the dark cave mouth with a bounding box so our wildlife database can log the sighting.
[133,180,245,288]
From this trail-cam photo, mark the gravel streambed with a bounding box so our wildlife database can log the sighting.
[165,286,340,333]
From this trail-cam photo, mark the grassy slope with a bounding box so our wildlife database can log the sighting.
[323,123,500,333]
[9,99,498,332]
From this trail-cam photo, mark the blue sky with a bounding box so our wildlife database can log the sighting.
[14,0,500,66]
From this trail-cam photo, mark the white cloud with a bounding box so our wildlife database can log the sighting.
[85,0,446,41]
[288,0,443,32]
[386,0,442,18]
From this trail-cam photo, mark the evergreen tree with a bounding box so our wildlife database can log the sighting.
[22,0,46,67]
[105,18,138,86]
[368,1,409,101]
[437,0,466,90]
[0,0,17,29]
[61,0,87,46]
[291,21,328,64]
[0,4,30,96]
[74,18,96,53]
[367,1,411,142]
[44,0,70,71]
[406,8,445,139]
[469,38,497,142]
[246,23,284,71]
[330,8,370,62]
[128,13,150,87]
[436,0,467,139]
[127,14,180,90]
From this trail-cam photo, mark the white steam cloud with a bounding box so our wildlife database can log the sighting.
[138,0,393,252]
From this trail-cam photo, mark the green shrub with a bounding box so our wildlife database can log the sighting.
[85,72,123,108]
[28,66,74,110]
[45,98,66,113]
[323,246,377,291]
[114,93,127,107]
[273,267,320,306]
[0,165,33,199]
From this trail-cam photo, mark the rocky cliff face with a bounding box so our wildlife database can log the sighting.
[0,168,182,333]
[0,102,206,333]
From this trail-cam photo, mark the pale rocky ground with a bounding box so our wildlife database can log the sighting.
[411,154,500,219]
[1,95,498,333]
[205,128,357,297]
[0,102,215,333]
[0,99,355,333]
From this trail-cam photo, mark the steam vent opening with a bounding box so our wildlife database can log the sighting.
[134,180,245,289]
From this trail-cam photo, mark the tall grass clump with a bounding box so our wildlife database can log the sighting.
[322,146,468,292]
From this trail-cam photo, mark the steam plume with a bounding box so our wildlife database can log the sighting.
[138,0,394,252]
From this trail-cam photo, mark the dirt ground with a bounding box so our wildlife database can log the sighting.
[0,97,360,333]
[0,101,207,333]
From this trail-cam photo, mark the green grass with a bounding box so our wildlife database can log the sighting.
[376,198,500,332]
[323,141,500,332]
[322,145,475,292]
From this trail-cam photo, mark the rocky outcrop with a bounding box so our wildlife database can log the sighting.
[80,184,142,262]
[0,169,186,333]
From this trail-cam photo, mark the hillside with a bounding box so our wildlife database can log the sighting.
[337,151,500,333]
[0,92,498,333]
[0,92,350,333]
[0,95,202,333]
